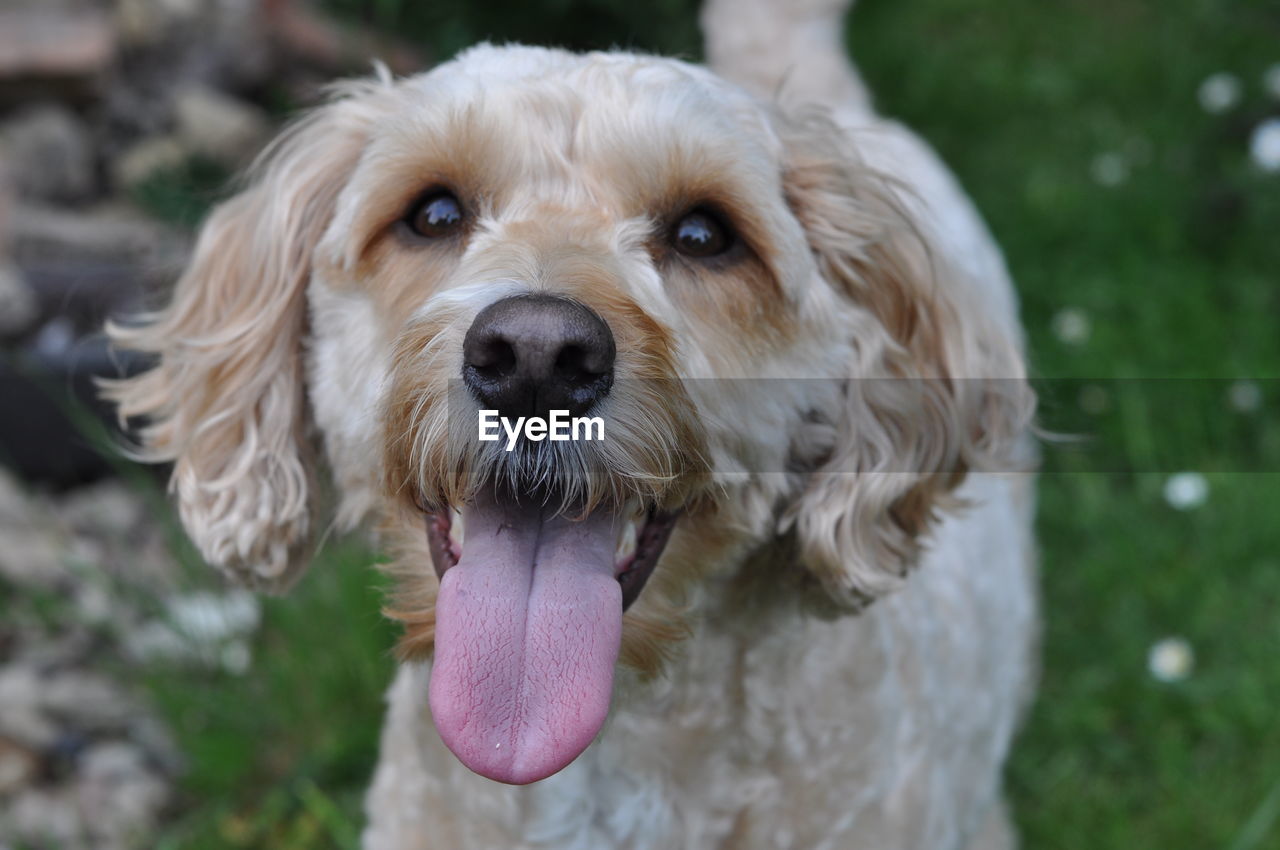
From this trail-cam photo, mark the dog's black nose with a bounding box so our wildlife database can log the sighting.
[462,294,615,419]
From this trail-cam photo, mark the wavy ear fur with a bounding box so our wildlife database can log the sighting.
[104,81,389,591]
[781,109,1035,608]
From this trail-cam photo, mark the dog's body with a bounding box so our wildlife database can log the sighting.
[367,472,1036,850]
[107,1,1037,848]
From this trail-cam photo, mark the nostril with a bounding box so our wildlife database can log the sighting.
[473,337,517,379]
[553,344,589,380]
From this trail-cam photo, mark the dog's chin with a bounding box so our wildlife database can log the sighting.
[422,481,678,785]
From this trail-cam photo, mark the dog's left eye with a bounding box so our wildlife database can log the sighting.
[407,191,465,238]
[672,209,734,258]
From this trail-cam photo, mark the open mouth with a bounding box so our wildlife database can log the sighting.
[421,485,679,785]
[425,498,678,612]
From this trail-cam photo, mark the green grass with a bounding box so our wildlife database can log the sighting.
[124,1,1280,847]
[130,538,396,850]
[851,0,1280,846]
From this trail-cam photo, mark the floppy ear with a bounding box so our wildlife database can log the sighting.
[104,85,385,591]
[780,110,1035,609]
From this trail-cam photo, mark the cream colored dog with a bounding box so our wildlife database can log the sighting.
[107,0,1038,846]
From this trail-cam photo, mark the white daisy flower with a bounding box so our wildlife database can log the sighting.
[1227,379,1262,413]
[1051,308,1091,346]
[221,640,253,676]
[124,590,262,670]
[1163,472,1209,510]
[168,590,261,643]
[1148,637,1194,683]
[1263,63,1280,100]
[1090,152,1129,187]
[1249,118,1280,172]
[1198,72,1241,113]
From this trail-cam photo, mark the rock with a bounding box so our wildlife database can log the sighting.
[9,629,96,673]
[76,742,170,849]
[0,158,32,338]
[0,476,181,849]
[115,0,201,48]
[59,481,147,537]
[0,472,73,589]
[111,135,187,192]
[0,469,33,527]
[72,582,114,629]
[5,202,186,356]
[7,788,84,848]
[0,736,40,796]
[266,0,426,77]
[0,262,39,338]
[0,474,72,589]
[0,9,116,95]
[10,203,183,268]
[0,525,72,590]
[0,154,11,240]
[41,673,135,733]
[0,667,59,750]
[0,105,96,202]
[173,85,270,166]
[117,0,272,86]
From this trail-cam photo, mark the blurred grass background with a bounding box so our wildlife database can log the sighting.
[115,0,1280,847]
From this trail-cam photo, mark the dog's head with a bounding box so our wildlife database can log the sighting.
[106,45,1031,784]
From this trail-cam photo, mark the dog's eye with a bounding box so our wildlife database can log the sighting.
[408,191,465,238]
[672,209,733,258]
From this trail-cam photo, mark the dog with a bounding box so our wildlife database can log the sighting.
[105,0,1038,846]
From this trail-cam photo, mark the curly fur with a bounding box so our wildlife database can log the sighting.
[106,0,1038,847]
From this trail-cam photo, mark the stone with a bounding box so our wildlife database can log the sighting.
[111,135,187,192]
[0,469,33,527]
[0,735,40,796]
[0,470,71,589]
[115,0,198,48]
[0,262,39,338]
[9,629,95,673]
[0,154,11,241]
[0,527,72,589]
[0,160,31,338]
[76,742,171,849]
[59,481,146,537]
[10,202,187,269]
[8,788,84,848]
[40,673,135,733]
[0,475,179,849]
[173,85,270,166]
[0,666,58,750]
[266,0,425,77]
[0,9,116,80]
[0,104,96,202]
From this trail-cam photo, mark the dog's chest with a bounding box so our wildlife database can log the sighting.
[370,617,902,850]
[364,477,1036,850]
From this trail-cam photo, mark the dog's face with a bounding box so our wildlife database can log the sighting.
[107,46,1030,785]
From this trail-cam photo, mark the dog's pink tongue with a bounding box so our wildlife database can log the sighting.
[429,492,622,785]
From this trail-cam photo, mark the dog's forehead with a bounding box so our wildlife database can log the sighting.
[378,44,784,175]
[414,43,762,122]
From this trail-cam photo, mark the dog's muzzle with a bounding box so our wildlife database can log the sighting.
[425,293,679,787]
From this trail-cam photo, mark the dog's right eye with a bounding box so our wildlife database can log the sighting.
[672,208,734,258]
[407,191,465,238]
